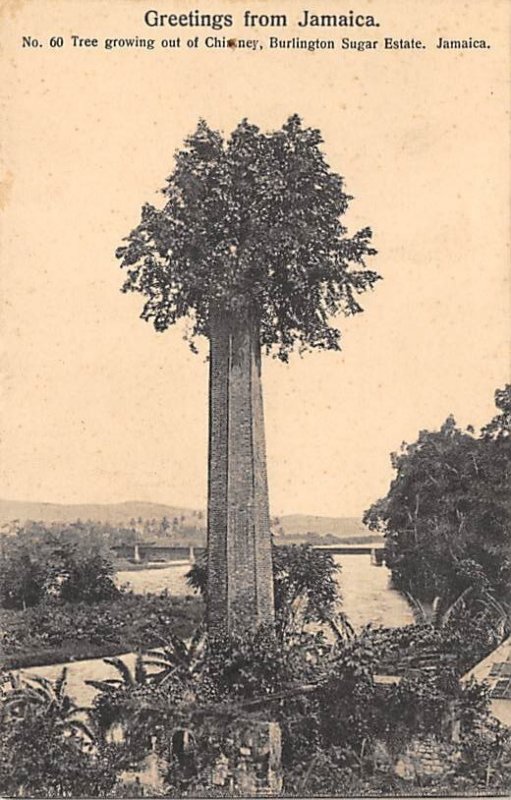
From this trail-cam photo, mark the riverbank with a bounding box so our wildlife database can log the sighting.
[114,559,191,572]
[3,641,137,671]
[0,592,203,671]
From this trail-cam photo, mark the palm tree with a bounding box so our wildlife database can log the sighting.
[406,586,510,636]
[1,668,97,745]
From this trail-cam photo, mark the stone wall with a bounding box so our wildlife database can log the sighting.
[394,735,459,783]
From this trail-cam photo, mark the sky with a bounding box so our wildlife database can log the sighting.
[0,0,509,518]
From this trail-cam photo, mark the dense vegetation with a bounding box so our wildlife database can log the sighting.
[1,516,205,549]
[0,593,203,670]
[0,514,376,552]
[78,624,508,795]
[365,386,511,615]
[0,527,203,669]
[2,603,510,796]
[0,670,119,798]
[0,534,343,669]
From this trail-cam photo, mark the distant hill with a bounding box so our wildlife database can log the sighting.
[0,499,200,527]
[0,499,379,543]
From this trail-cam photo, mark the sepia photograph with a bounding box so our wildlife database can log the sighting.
[0,0,510,795]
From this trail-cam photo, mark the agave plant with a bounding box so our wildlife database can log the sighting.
[143,627,206,687]
[83,654,151,742]
[85,654,149,695]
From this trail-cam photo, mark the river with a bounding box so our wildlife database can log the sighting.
[16,554,413,706]
[118,554,413,630]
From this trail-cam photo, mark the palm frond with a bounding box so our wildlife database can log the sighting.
[143,658,177,670]
[431,596,442,628]
[19,672,54,694]
[103,657,136,687]
[134,653,148,685]
[54,668,69,699]
[163,631,190,664]
[440,586,473,626]
[84,679,123,692]
[404,591,428,624]
[327,616,354,643]
[480,589,510,621]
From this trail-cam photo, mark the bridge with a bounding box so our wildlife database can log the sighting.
[312,543,385,565]
[112,543,204,565]
[113,542,386,566]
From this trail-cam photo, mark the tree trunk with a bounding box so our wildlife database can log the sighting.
[207,308,275,636]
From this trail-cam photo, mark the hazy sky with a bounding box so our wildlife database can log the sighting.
[1,0,509,518]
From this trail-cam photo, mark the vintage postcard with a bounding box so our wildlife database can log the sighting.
[0,0,510,796]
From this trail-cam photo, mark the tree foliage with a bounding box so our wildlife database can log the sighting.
[272,544,345,636]
[0,528,119,609]
[117,115,379,361]
[364,386,511,608]
[186,543,343,637]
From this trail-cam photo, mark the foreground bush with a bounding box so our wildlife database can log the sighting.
[81,624,508,796]
[1,533,509,796]
[2,614,510,796]
[0,668,120,797]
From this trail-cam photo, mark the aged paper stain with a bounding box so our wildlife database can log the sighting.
[0,170,13,211]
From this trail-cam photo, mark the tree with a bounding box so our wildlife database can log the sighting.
[56,543,119,604]
[482,384,511,442]
[0,528,119,609]
[272,545,344,636]
[117,115,379,635]
[364,386,511,610]
[0,541,47,609]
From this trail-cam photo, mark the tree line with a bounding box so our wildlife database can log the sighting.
[365,385,511,620]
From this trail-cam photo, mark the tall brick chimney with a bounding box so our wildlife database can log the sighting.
[207,309,275,635]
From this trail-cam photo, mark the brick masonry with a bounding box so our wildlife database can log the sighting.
[207,309,275,635]
[211,718,283,794]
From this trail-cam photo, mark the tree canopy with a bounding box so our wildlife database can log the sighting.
[117,115,379,361]
[364,386,511,607]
